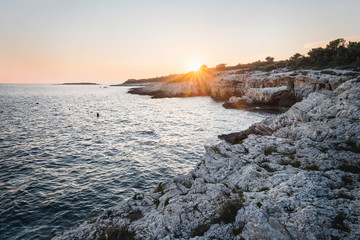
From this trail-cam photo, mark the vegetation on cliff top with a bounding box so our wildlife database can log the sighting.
[215,38,360,72]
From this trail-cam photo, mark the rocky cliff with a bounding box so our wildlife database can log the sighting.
[55,77,360,239]
[127,69,358,110]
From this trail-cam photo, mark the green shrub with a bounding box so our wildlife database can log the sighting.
[97,226,135,240]
[133,193,142,200]
[264,146,276,156]
[213,199,243,224]
[164,197,171,207]
[154,199,160,208]
[280,160,290,166]
[154,182,164,195]
[304,164,319,171]
[237,191,244,202]
[211,146,220,153]
[232,223,245,235]
[300,71,308,75]
[127,210,143,222]
[258,187,270,192]
[192,195,245,237]
[291,161,301,168]
[211,146,230,158]
[191,223,211,237]
[261,164,276,172]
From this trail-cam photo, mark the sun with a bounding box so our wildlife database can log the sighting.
[188,62,202,72]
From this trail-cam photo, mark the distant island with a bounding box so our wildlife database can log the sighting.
[56,82,99,85]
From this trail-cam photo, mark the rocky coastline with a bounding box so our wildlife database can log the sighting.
[126,69,358,112]
[55,70,360,240]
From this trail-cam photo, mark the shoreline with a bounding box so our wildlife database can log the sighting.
[55,72,360,240]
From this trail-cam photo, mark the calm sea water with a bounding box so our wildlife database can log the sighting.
[0,84,270,240]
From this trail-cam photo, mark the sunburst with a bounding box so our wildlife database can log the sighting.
[187,62,202,72]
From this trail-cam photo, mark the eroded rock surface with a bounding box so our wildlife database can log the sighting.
[55,78,360,240]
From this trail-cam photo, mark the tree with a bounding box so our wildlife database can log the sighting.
[346,41,360,67]
[326,38,346,51]
[287,53,311,69]
[200,64,208,70]
[290,53,303,61]
[216,63,227,70]
[308,47,327,64]
[265,56,274,63]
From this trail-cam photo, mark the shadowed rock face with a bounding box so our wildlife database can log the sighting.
[222,86,298,110]
[55,77,360,240]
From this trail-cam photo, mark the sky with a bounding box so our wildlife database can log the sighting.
[0,0,359,84]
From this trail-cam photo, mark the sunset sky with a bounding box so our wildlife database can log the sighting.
[1,0,359,84]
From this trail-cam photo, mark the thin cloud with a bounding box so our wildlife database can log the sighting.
[304,35,360,49]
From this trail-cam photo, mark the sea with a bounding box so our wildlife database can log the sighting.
[0,84,271,240]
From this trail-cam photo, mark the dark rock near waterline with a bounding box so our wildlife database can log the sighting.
[218,121,274,144]
[222,86,298,111]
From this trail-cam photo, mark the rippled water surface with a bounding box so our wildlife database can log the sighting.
[0,84,270,239]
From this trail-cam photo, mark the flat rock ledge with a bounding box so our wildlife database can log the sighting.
[54,78,360,240]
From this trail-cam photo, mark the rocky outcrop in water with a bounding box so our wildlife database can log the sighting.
[55,77,360,239]
[128,80,211,98]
